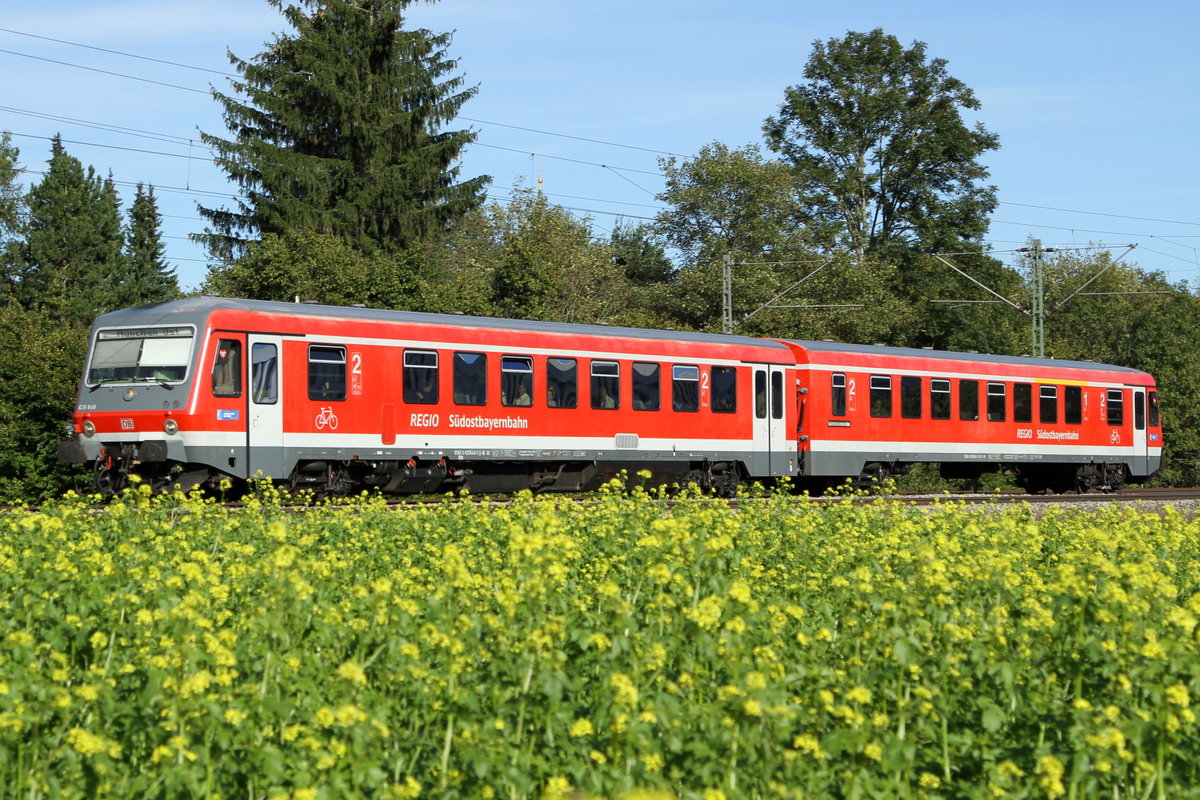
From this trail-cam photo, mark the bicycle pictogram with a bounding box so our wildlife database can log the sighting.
[315,406,339,430]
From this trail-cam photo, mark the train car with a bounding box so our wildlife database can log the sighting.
[777,340,1163,493]
[57,297,798,495]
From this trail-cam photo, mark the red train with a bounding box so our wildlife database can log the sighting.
[58,297,1163,495]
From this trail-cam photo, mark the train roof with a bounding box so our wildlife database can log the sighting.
[93,296,792,353]
[779,338,1150,377]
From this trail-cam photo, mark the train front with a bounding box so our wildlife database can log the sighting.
[57,307,210,493]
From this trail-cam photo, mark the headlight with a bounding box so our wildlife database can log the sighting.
[163,418,179,436]
[82,420,96,437]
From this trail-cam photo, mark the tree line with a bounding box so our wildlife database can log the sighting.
[1,1,1197,499]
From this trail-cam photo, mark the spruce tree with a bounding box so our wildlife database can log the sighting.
[0,132,23,289]
[17,136,125,327]
[198,0,486,262]
[123,183,179,305]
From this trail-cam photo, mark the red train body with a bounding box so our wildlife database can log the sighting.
[58,298,1162,495]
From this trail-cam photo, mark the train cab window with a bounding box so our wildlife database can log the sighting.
[591,361,620,409]
[1134,391,1145,431]
[1064,385,1083,424]
[251,343,277,404]
[673,365,700,412]
[930,379,951,420]
[307,345,346,401]
[900,376,921,419]
[771,371,784,420]
[1149,391,1160,427]
[755,372,767,419]
[501,356,533,407]
[959,380,979,421]
[986,382,1006,422]
[1106,389,1124,426]
[547,358,577,408]
[211,339,242,398]
[869,375,892,418]
[1013,383,1032,423]
[403,350,438,404]
[633,363,661,411]
[1039,386,1058,424]
[831,373,847,416]
[453,352,487,406]
[712,366,737,414]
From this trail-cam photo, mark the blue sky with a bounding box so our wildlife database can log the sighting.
[2,0,1198,292]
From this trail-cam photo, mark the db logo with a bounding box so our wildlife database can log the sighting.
[120,418,135,430]
[1109,430,1121,445]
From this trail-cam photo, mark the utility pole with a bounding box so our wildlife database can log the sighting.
[1025,240,1047,358]
[722,255,734,335]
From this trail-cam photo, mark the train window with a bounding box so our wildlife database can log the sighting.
[986,382,1006,422]
[755,371,767,419]
[547,358,577,408]
[453,352,487,406]
[89,326,193,385]
[1064,385,1083,424]
[403,350,438,404]
[1134,391,1145,431]
[712,367,737,413]
[901,376,921,419]
[633,363,661,411]
[831,373,847,416]
[591,361,620,409]
[930,379,951,420]
[869,375,892,418]
[1106,389,1124,426]
[959,380,979,421]
[771,371,784,420]
[1039,386,1058,424]
[308,345,346,401]
[672,365,699,412]
[251,343,277,404]
[1013,383,1032,423]
[1149,391,1160,427]
[212,339,242,398]
[501,356,533,407]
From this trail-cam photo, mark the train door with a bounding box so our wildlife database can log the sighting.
[753,366,789,475]
[246,335,285,479]
[1131,387,1149,476]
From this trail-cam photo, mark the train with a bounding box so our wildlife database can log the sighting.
[57,296,1163,496]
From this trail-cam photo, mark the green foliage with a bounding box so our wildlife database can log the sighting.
[203,229,418,308]
[121,184,179,306]
[763,28,999,259]
[198,0,486,260]
[0,303,88,501]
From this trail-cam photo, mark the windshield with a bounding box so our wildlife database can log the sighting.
[86,326,195,386]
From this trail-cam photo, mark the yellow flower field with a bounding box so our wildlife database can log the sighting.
[1,483,1198,799]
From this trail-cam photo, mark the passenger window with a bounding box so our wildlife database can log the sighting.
[771,371,784,420]
[901,376,921,419]
[547,357,577,408]
[453,352,487,406]
[251,343,277,404]
[755,371,767,419]
[1149,391,1160,427]
[1107,389,1124,426]
[403,350,438,405]
[1134,391,1145,431]
[930,379,950,420]
[959,380,979,421]
[986,382,1006,422]
[591,361,620,409]
[1064,385,1083,424]
[711,367,737,414]
[633,362,661,411]
[1039,386,1058,424]
[501,355,533,407]
[308,345,346,401]
[212,339,242,398]
[870,375,892,418]
[672,365,699,412]
[1013,383,1032,423]
[831,373,847,416]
